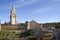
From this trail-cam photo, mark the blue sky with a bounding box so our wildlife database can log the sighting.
[0,0,60,23]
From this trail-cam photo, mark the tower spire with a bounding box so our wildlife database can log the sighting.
[11,5,16,15]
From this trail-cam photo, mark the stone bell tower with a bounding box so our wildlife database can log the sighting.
[10,6,16,25]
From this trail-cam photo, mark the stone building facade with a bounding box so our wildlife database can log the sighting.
[0,6,42,30]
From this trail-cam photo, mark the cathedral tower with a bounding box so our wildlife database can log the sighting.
[10,6,16,25]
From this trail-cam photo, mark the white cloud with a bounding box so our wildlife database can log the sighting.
[1,0,25,8]
[14,0,40,8]
[32,4,57,14]
[33,7,53,14]
[13,0,25,5]
[14,0,60,7]
[0,0,40,10]
[53,0,60,2]
[49,0,60,4]
[32,0,60,14]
